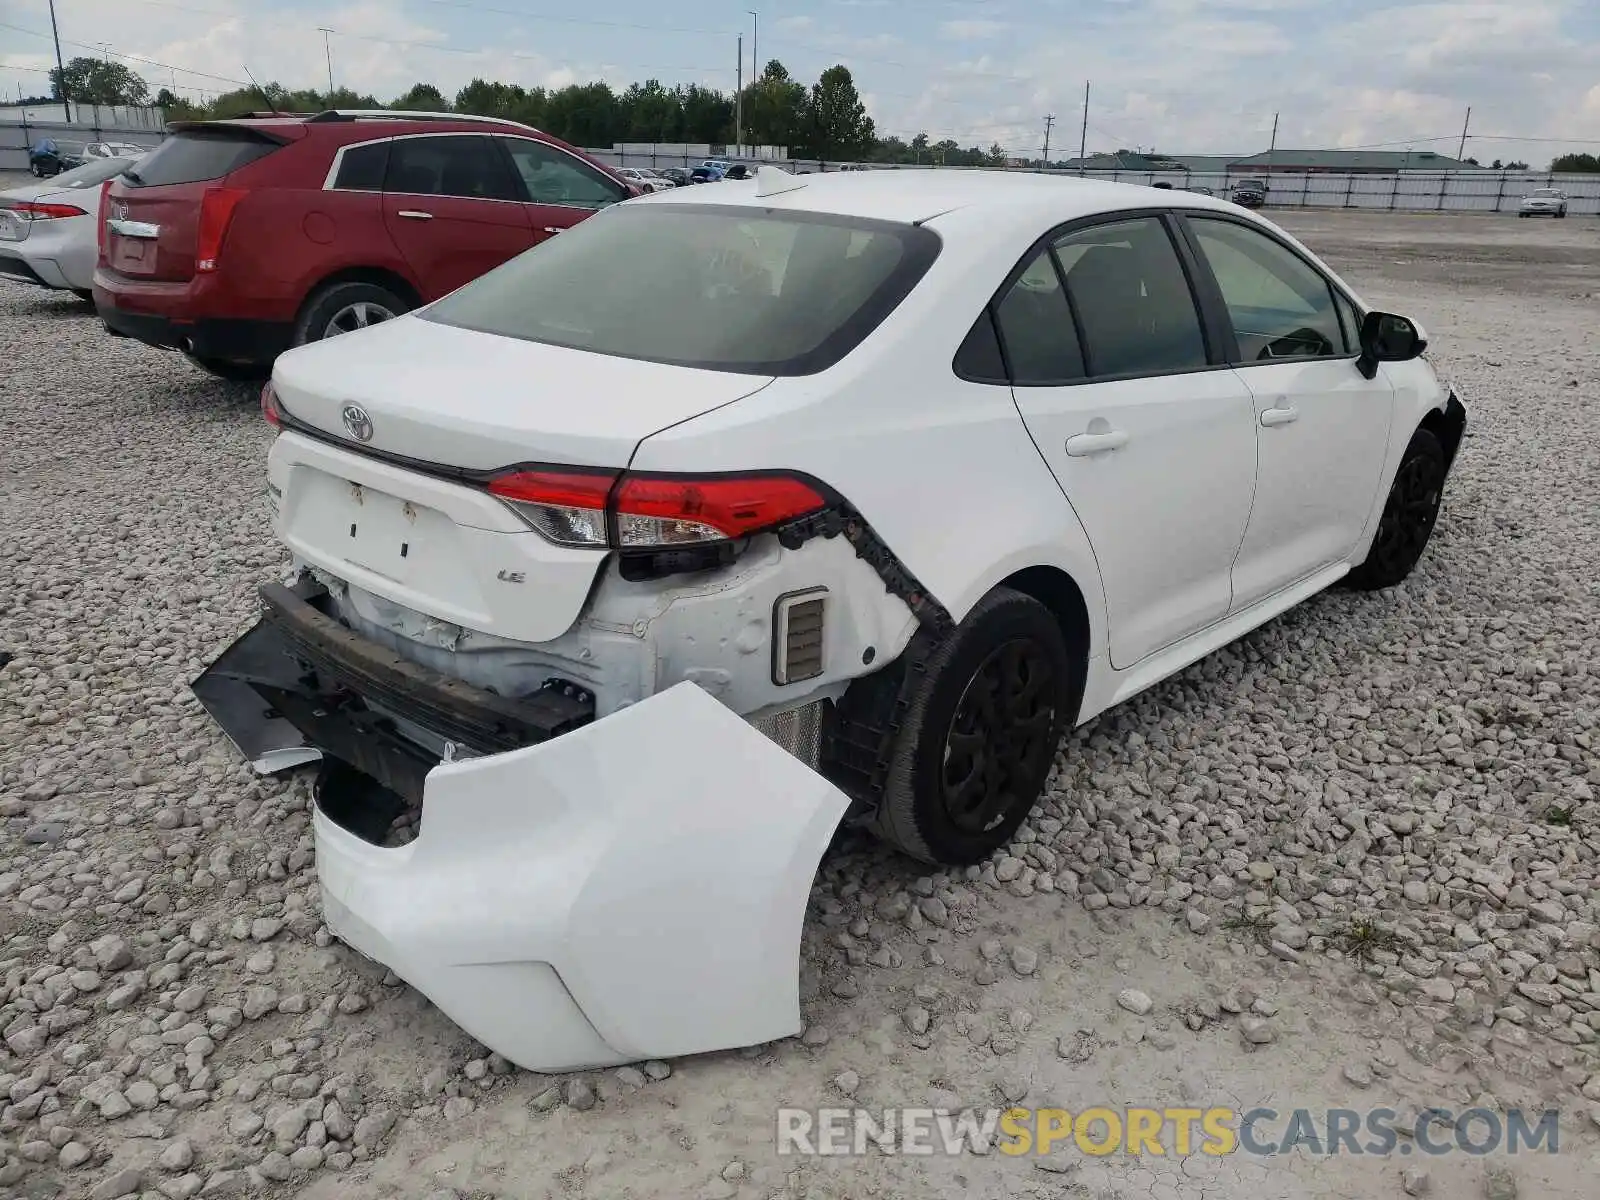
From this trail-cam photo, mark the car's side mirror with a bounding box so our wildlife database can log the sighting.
[1356,311,1426,379]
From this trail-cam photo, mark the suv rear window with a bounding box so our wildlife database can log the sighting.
[422,205,941,376]
[125,128,282,187]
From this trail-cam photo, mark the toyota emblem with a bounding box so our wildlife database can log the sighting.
[341,404,374,443]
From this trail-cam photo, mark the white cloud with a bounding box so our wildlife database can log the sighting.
[940,20,1009,40]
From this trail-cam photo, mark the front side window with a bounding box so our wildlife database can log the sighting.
[423,205,940,375]
[383,135,517,202]
[500,138,626,210]
[1055,217,1208,377]
[1187,217,1347,360]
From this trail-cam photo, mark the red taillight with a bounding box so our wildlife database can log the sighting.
[485,469,828,549]
[195,187,248,272]
[97,180,113,261]
[612,474,827,545]
[260,381,283,428]
[12,201,87,219]
[487,469,617,547]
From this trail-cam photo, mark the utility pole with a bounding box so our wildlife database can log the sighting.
[747,10,759,155]
[318,28,335,105]
[735,34,743,156]
[47,0,70,121]
[1078,80,1089,173]
[1457,106,1472,162]
[1267,111,1278,176]
[1042,113,1054,167]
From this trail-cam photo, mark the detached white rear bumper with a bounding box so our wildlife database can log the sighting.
[311,681,850,1071]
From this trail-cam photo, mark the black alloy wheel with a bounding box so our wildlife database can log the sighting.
[940,638,1059,836]
[1344,428,1446,590]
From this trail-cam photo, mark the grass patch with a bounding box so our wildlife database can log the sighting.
[1335,919,1405,964]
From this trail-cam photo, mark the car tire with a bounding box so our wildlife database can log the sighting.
[184,353,270,383]
[293,281,410,347]
[1343,428,1447,591]
[1557,209,1567,219]
[870,587,1074,866]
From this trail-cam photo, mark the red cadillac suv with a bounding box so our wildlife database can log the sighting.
[93,109,639,380]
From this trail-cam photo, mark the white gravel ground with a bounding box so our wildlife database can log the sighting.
[2,210,1599,1200]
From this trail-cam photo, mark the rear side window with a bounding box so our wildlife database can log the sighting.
[422,205,941,376]
[384,135,518,202]
[125,129,281,187]
[954,311,1007,383]
[332,141,389,191]
[1056,218,1208,377]
[993,251,1085,384]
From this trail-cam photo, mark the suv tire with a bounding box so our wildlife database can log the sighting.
[294,281,410,347]
[871,588,1073,865]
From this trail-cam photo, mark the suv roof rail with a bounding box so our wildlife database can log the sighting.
[305,109,538,131]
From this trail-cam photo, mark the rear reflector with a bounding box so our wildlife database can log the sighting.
[195,187,248,272]
[485,469,828,550]
[772,589,827,685]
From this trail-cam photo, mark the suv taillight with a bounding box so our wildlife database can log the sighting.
[195,187,248,272]
[486,469,829,550]
[96,179,113,262]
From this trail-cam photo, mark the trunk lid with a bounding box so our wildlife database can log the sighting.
[104,125,288,281]
[270,314,775,470]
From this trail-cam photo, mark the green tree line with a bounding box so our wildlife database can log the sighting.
[32,53,997,164]
[37,54,1598,171]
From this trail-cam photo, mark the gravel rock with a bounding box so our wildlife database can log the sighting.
[1116,989,1154,1016]
[160,1140,197,1172]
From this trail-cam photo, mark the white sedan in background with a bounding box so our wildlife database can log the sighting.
[196,166,1466,1074]
[1517,188,1568,218]
[615,167,673,193]
[0,155,143,296]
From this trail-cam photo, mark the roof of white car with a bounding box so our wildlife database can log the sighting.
[631,167,1238,225]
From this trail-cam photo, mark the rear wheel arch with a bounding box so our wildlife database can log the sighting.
[996,565,1091,726]
[299,265,422,315]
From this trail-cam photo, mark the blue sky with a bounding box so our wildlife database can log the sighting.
[3,1,1597,165]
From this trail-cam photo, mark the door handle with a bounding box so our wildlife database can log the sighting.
[396,210,433,221]
[1260,405,1300,427]
[542,226,565,235]
[1064,429,1130,457]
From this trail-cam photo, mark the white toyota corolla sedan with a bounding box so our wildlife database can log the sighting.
[0,154,143,295]
[197,166,1466,1072]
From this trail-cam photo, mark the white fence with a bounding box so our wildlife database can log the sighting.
[588,150,1600,215]
[1063,169,1600,216]
[0,114,167,173]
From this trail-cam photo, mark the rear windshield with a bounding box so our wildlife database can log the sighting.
[125,128,282,187]
[422,204,942,375]
[49,157,143,188]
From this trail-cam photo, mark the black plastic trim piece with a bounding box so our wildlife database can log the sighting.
[258,581,593,754]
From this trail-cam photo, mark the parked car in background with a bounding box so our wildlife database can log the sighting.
[721,164,753,180]
[658,167,692,187]
[1186,185,1215,196]
[689,164,724,183]
[0,154,144,296]
[1230,178,1267,208]
[1517,188,1568,218]
[195,167,1464,1073]
[617,167,673,193]
[85,141,147,160]
[28,138,88,177]
[93,109,639,381]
